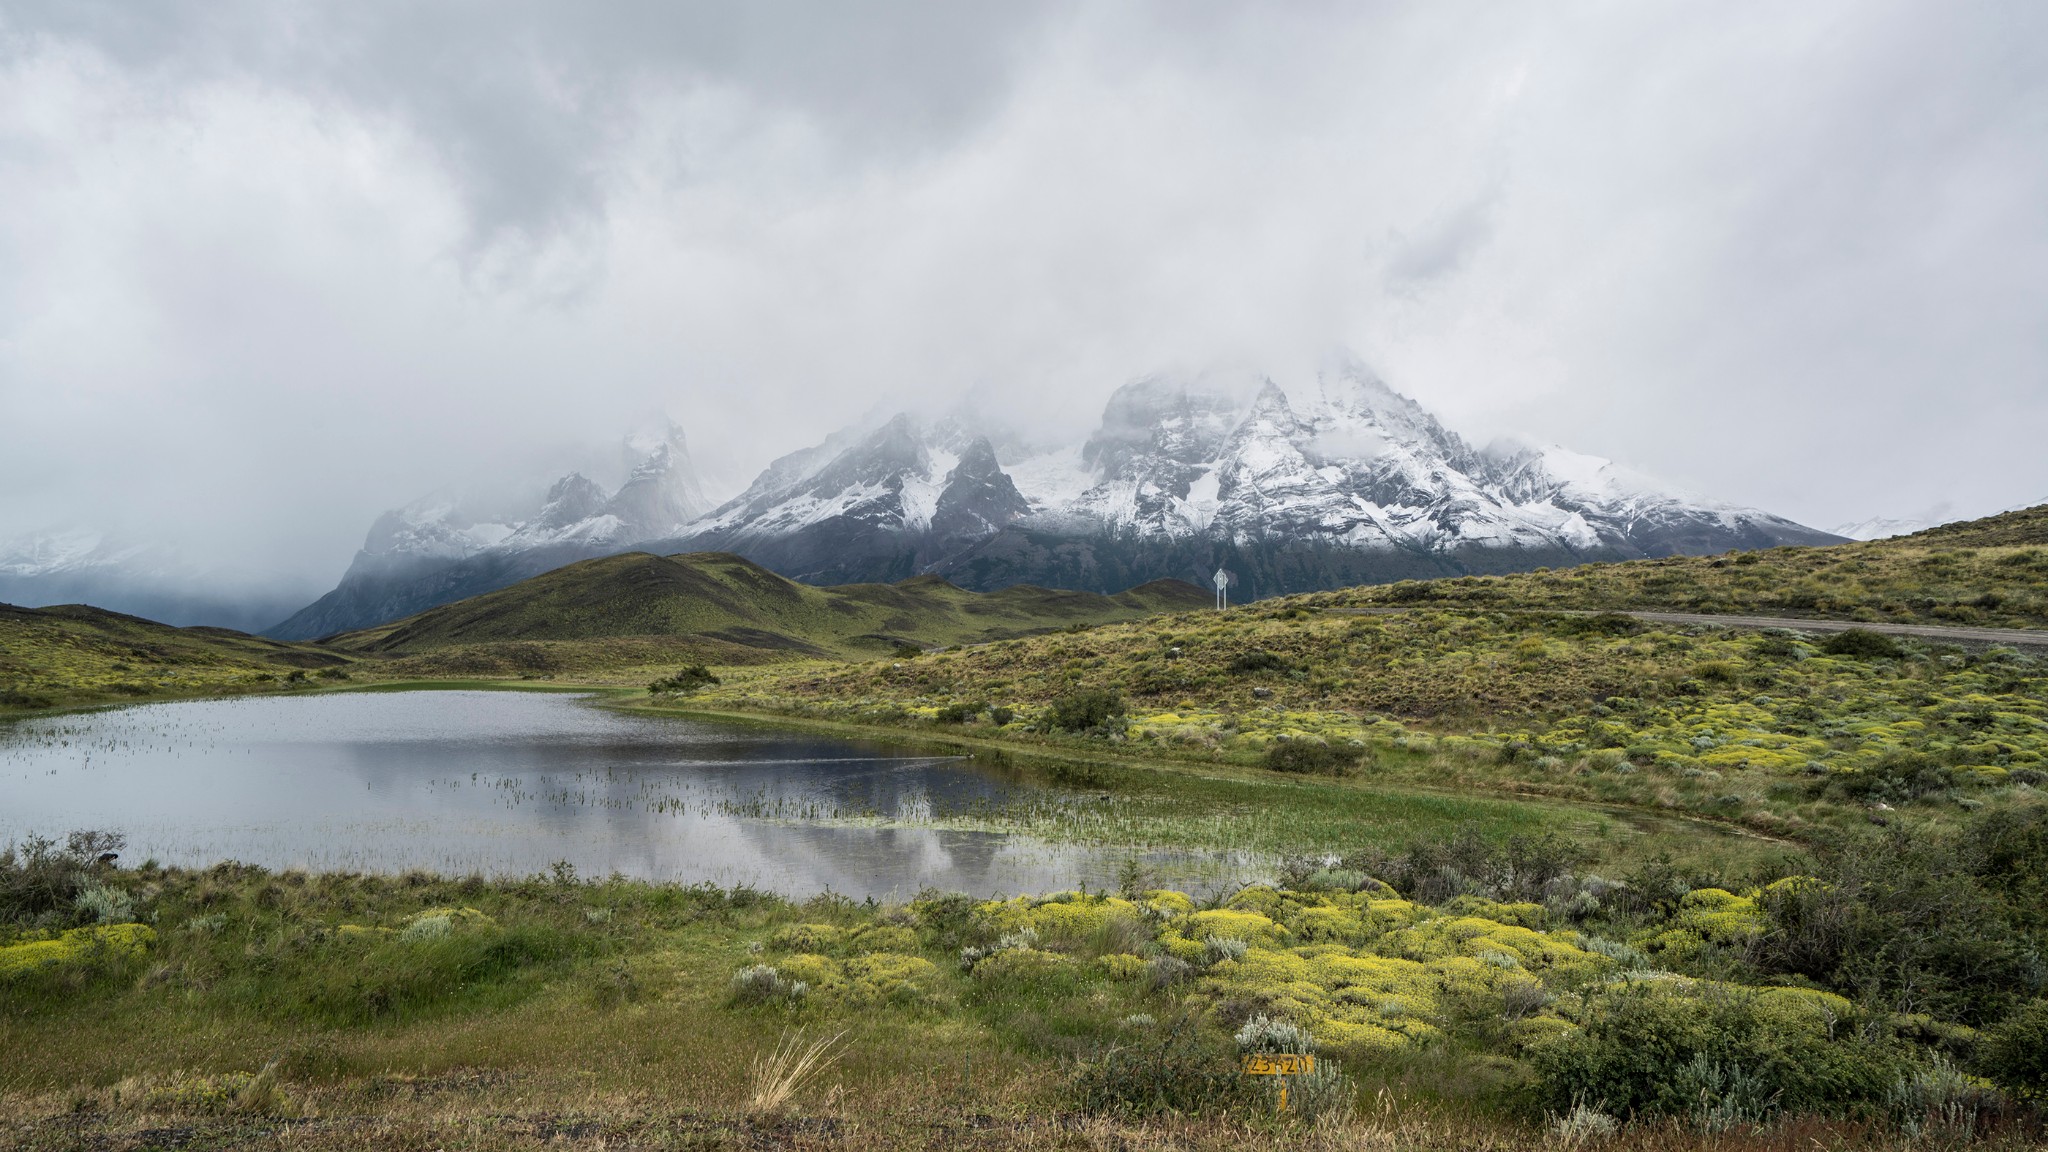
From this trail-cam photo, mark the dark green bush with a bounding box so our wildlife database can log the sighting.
[1752,826,2039,1027]
[1227,650,1289,674]
[647,665,720,694]
[1559,612,1643,637]
[1820,629,1905,659]
[1822,749,1955,804]
[1047,688,1124,732]
[1348,827,1588,906]
[1263,740,1362,775]
[1976,999,2048,1101]
[1533,984,1912,1121]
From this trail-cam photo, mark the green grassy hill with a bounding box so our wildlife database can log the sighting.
[1328,502,2048,629]
[335,551,1211,658]
[0,602,354,711]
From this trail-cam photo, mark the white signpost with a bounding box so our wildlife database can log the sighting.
[1213,567,1230,610]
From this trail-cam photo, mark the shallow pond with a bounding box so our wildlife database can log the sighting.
[0,690,1247,898]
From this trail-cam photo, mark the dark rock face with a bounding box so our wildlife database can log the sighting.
[929,438,1031,543]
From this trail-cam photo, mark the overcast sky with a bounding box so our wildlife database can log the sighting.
[2,1,2043,587]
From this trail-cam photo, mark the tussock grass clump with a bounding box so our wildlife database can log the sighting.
[745,1026,845,1117]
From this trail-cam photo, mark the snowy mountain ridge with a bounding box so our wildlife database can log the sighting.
[680,354,1822,567]
[267,355,1843,638]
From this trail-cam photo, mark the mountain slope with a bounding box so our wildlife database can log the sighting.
[331,551,1209,657]
[1907,502,2048,549]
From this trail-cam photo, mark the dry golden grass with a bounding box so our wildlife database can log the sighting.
[746,1026,848,1118]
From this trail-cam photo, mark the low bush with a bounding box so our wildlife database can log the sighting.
[1975,999,2048,1101]
[648,665,720,694]
[1227,650,1290,674]
[1264,739,1361,775]
[1046,688,1124,732]
[933,700,988,724]
[1072,1024,1251,1116]
[1532,983,1914,1122]
[0,830,124,926]
[1819,629,1905,659]
[730,963,809,1007]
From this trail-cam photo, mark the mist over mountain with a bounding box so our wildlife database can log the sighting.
[270,423,709,639]
[265,356,1840,639]
[0,528,317,633]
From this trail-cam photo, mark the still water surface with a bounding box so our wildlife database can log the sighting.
[0,690,1240,898]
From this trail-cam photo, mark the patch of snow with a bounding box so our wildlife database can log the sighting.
[1006,446,1097,510]
[898,450,956,532]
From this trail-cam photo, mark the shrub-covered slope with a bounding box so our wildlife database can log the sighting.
[1332,502,2048,630]
[0,602,353,711]
[685,549,2048,840]
[333,551,1210,657]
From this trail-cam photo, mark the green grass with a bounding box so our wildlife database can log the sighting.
[0,602,356,713]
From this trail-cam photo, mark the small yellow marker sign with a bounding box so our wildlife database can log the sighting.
[1241,1053,1315,1111]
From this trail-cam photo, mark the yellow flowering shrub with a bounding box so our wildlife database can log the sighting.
[769,951,941,1005]
[1181,909,1286,943]
[0,923,155,980]
[769,923,849,954]
[974,893,1144,944]
[1098,953,1148,978]
[1632,887,1764,962]
[1142,890,1195,916]
[843,953,940,1003]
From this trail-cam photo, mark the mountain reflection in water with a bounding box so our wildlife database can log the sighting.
[0,690,1240,898]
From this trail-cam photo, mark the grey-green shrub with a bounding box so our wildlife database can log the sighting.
[74,885,133,925]
[729,963,807,1006]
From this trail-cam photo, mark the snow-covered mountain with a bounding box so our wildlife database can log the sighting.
[268,423,708,639]
[0,528,314,632]
[656,354,1838,595]
[271,358,1842,637]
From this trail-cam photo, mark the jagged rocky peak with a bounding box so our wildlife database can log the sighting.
[533,474,609,531]
[603,423,708,538]
[932,436,1030,539]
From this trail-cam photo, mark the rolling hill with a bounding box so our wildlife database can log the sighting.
[0,602,353,710]
[331,550,1210,658]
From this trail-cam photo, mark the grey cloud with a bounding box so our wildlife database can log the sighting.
[3,1,1064,252]
[0,1,2042,595]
